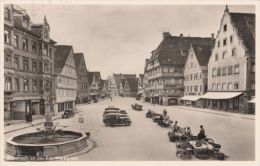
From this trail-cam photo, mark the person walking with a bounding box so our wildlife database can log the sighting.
[28,112,33,125]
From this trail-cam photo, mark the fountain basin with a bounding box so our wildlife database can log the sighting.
[6,130,88,157]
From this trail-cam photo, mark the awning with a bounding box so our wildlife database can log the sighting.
[180,95,201,101]
[248,97,255,103]
[200,92,243,100]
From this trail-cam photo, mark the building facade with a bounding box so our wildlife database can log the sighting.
[204,6,255,114]
[54,45,77,113]
[4,5,56,121]
[144,32,214,106]
[74,53,89,104]
[137,74,145,95]
[88,72,101,100]
[181,43,214,107]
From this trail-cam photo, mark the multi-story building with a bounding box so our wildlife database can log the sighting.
[203,6,255,114]
[107,73,137,96]
[123,77,138,97]
[88,72,101,100]
[4,5,56,121]
[74,53,89,104]
[181,42,214,107]
[100,79,109,98]
[145,32,214,105]
[54,45,77,113]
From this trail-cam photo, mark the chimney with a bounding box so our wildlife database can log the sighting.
[163,32,171,39]
[180,34,183,38]
[211,33,214,39]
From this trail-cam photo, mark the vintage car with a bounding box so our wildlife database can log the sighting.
[131,104,143,111]
[103,113,132,126]
[62,109,75,119]
[103,106,121,117]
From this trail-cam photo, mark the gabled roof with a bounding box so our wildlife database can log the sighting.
[74,53,87,72]
[121,79,126,89]
[150,34,214,66]
[113,74,123,89]
[229,12,255,56]
[88,71,101,85]
[139,74,144,79]
[126,77,138,91]
[54,45,73,73]
[192,44,213,66]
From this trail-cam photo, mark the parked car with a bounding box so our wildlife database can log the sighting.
[62,109,75,119]
[103,113,131,126]
[131,104,143,111]
[103,106,127,117]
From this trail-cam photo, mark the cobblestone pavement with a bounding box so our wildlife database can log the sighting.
[4,97,255,161]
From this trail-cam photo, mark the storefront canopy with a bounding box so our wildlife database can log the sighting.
[180,95,201,101]
[200,92,243,100]
[248,97,255,103]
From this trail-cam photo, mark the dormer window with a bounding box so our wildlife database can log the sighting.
[223,24,227,32]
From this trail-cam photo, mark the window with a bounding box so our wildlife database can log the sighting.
[43,45,48,55]
[194,85,198,92]
[5,77,12,91]
[228,66,233,75]
[191,62,193,68]
[212,84,216,90]
[234,82,239,90]
[4,8,11,20]
[49,47,52,58]
[251,83,255,90]
[223,24,227,32]
[217,68,221,76]
[222,67,227,76]
[217,41,220,47]
[223,38,227,46]
[232,48,236,57]
[14,35,19,47]
[14,56,19,69]
[228,83,233,90]
[23,79,29,91]
[200,85,202,92]
[234,65,239,74]
[217,84,221,91]
[44,62,48,73]
[162,67,168,73]
[230,35,233,43]
[23,59,29,71]
[32,80,37,91]
[222,83,226,90]
[22,38,28,51]
[32,61,37,72]
[5,55,12,68]
[212,68,216,77]
[39,80,43,91]
[222,51,227,59]
[215,53,218,61]
[4,30,11,44]
[251,64,255,72]
[14,78,19,91]
[32,41,37,53]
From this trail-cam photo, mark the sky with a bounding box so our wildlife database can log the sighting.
[19,4,255,79]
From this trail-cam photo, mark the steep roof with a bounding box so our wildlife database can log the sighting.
[113,74,123,89]
[54,45,73,73]
[126,77,138,91]
[139,74,144,79]
[150,34,214,66]
[121,79,126,89]
[192,44,213,66]
[88,71,101,85]
[74,53,88,73]
[229,12,255,56]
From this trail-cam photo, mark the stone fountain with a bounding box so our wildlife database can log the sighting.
[5,113,90,159]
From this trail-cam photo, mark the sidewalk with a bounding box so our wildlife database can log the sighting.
[171,105,254,120]
[141,101,255,120]
[4,113,63,134]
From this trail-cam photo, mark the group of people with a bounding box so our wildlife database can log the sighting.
[162,109,206,140]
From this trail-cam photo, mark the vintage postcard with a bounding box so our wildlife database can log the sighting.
[1,0,259,166]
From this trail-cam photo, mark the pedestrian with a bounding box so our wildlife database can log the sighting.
[28,112,33,125]
[197,125,206,140]
[172,121,179,133]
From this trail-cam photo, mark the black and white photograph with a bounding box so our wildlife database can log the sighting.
[1,0,259,165]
